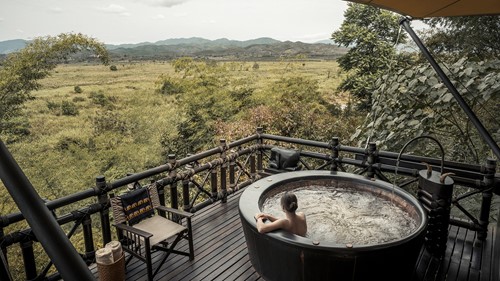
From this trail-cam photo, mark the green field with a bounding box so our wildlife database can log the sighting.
[1,60,353,215]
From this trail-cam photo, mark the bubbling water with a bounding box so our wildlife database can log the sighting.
[261,185,418,245]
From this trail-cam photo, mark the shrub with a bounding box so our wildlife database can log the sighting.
[61,101,79,116]
[72,96,86,103]
[88,90,116,108]
[46,101,60,112]
[156,76,184,96]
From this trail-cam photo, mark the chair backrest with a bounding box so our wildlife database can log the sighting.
[110,184,161,225]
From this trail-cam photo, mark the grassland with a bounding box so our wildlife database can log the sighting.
[1,60,348,215]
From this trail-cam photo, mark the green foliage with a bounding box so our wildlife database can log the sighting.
[0,33,109,136]
[156,75,184,96]
[46,100,80,116]
[331,3,409,110]
[424,16,500,60]
[168,59,255,154]
[352,58,500,163]
[91,110,130,136]
[61,101,79,116]
[72,96,86,103]
[88,90,116,108]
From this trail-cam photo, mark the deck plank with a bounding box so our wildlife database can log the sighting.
[90,189,497,281]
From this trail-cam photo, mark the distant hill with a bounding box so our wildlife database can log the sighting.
[105,37,282,50]
[0,37,348,60]
[0,39,28,54]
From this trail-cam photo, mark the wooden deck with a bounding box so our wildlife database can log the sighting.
[91,189,498,281]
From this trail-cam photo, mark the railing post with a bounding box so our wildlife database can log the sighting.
[250,153,256,181]
[331,137,339,172]
[82,214,95,263]
[366,142,377,178]
[183,157,195,212]
[168,154,178,210]
[256,127,264,172]
[211,168,218,200]
[229,155,236,193]
[20,238,36,280]
[220,139,228,203]
[0,224,11,281]
[95,175,111,244]
[478,158,496,240]
[182,178,191,212]
[0,247,11,281]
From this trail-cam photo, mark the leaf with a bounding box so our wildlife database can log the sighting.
[427,77,439,86]
[387,131,395,140]
[464,77,476,88]
[408,120,420,126]
[414,109,422,117]
[442,93,453,103]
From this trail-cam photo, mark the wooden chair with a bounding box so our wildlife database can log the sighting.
[110,184,194,281]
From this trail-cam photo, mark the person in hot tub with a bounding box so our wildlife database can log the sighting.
[255,192,307,237]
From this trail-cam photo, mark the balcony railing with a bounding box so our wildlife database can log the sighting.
[0,128,499,280]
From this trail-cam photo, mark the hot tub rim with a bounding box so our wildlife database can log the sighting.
[239,170,428,252]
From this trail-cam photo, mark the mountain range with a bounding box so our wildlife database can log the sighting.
[0,37,346,60]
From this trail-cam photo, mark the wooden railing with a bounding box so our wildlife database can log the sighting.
[1,128,499,280]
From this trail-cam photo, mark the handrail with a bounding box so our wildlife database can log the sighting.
[0,130,498,280]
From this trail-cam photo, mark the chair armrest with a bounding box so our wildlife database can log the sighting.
[114,223,153,239]
[156,206,194,218]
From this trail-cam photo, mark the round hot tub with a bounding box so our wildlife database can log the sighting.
[239,171,427,281]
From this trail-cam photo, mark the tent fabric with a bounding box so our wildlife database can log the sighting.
[345,0,500,18]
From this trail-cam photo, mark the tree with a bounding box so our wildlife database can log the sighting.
[424,16,500,60]
[331,3,409,110]
[352,58,500,164]
[0,33,109,138]
[158,58,255,155]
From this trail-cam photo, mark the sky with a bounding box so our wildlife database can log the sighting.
[0,0,350,44]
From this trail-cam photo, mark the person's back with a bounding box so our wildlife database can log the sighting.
[255,192,307,237]
[285,211,307,236]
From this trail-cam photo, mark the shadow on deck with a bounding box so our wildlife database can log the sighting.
[90,189,497,281]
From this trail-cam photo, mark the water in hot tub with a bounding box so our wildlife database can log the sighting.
[261,185,418,245]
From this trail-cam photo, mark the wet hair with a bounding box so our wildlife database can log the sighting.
[281,192,298,213]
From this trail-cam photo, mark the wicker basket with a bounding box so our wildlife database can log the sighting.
[97,253,125,281]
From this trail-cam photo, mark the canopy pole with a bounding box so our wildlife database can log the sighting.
[0,139,95,281]
[400,17,500,161]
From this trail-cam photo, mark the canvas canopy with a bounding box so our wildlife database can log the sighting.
[346,0,500,18]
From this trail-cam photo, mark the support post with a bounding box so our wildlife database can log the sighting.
[256,127,264,172]
[366,142,377,178]
[82,214,95,263]
[95,176,111,245]
[331,137,339,172]
[220,139,228,203]
[478,158,496,240]
[182,178,190,212]
[211,168,218,200]
[21,240,37,280]
[168,154,179,210]
[0,139,95,281]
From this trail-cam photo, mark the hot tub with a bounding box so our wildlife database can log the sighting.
[239,171,427,281]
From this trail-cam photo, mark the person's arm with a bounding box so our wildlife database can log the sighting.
[256,217,287,234]
[255,213,279,222]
